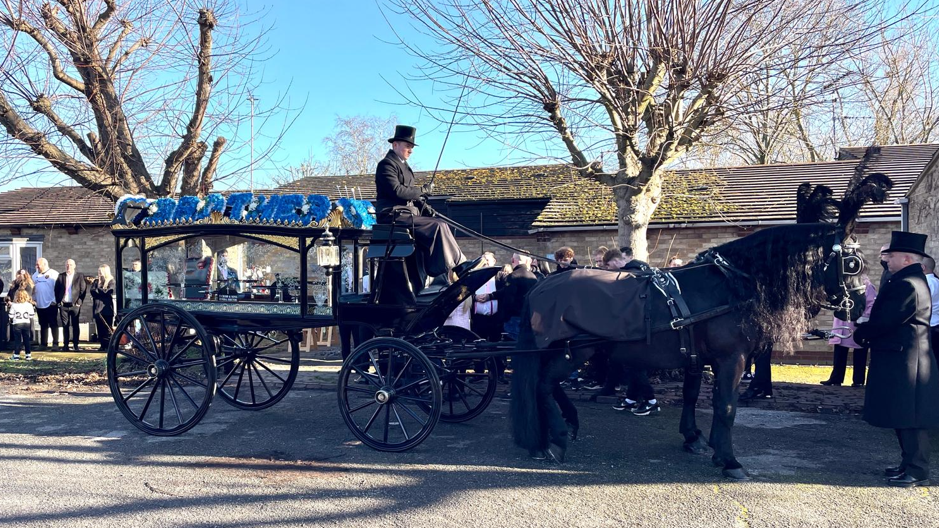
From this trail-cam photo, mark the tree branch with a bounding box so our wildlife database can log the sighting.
[200,136,226,194]
[161,8,216,196]
[105,19,133,69]
[92,0,117,35]
[0,14,85,92]
[29,93,95,162]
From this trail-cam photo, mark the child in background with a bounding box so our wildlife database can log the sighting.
[9,289,35,360]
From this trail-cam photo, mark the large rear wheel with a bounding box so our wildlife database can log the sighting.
[431,326,498,423]
[107,304,216,436]
[214,330,300,410]
[337,337,442,452]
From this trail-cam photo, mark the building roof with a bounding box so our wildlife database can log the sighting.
[0,186,114,227]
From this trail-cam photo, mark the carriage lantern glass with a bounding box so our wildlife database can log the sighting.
[315,227,340,268]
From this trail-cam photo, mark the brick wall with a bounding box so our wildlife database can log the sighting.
[909,162,939,258]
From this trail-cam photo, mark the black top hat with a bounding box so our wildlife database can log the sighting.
[883,231,930,258]
[388,125,418,146]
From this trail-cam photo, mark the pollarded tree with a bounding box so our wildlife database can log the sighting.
[0,0,280,199]
[387,0,928,258]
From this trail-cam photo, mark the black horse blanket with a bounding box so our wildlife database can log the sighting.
[527,268,653,349]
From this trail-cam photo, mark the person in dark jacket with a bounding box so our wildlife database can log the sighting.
[552,247,576,275]
[53,259,87,351]
[374,125,476,291]
[476,253,538,340]
[90,264,116,351]
[854,231,939,488]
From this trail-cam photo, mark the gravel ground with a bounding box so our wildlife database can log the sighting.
[1,385,937,528]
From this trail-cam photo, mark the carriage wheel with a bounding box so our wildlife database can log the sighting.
[431,326,498,423]
[107,304,216,436]
[214,330,300,410]
[337,337,442,452]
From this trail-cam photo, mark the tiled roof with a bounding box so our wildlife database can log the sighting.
[275,165,573,201]
[532,143,939,227]
[0,186,114,227]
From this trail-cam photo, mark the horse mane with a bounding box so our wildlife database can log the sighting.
[702,173,893,351]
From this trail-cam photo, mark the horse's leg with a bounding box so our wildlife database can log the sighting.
[537,353,577,462]
[709,353,749,480]
[680,369,708,455]
[552,383,579,441]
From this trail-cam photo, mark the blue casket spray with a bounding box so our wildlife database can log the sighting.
[337,198,376,229]
[143,197,177,225]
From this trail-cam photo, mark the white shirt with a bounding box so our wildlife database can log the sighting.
[8,301,34,325]
[474,277,498,315]
[31,268,59,309]
[926,273,939,327]
[64,272,74,302]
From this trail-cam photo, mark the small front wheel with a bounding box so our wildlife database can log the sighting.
[337,337,442,452]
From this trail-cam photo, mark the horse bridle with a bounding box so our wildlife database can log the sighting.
[820,238,865,313]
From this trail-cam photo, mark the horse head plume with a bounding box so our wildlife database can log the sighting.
[837,172,893,232]
[795,183,839,224]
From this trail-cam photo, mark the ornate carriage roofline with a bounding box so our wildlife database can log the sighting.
[110,192,376,231]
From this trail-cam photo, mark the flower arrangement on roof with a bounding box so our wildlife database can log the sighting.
[142,197,177,225]
[337,198,376,229]
[111,193,373,229]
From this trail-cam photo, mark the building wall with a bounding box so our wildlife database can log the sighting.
[909,163,939,258]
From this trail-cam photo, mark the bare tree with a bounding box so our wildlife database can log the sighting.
[323,114,398,176]
[387,0,927,257]
[0,0,284,199]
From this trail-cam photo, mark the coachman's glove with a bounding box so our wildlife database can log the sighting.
[421,202,437,217]
[421,182,435,195]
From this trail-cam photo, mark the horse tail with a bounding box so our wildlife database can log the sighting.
[511,298,544,451]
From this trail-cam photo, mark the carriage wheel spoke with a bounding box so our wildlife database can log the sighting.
[215,355,238,369]
[166,377,184,425]
[251,362,275,399]
[159,312,168,358]
[174,358,208,369]
[232,362,247,401]
[383,405,390,443]
[169,374,200,410]
[395,376,430,394]
[349,366,382,389]
[254,359,287,384]
[391,356,413,386]
[167,336,199,365]
[137,381,159,421]
[345,385,375,394]
[452,377,486,397]
[393,399,428,426]
[348,399,377,414]
[250,340,286,355]
[172,370,209,388]
[158,380,166,429]
[123,329,157,362]
[453,382,472,412]
[141,317,161,359]
[254,354,293,364]
[391,404,409,440]
[247,361,257,405]
[362,405,383,434]
[367,350,386,385]
[395,394,434,405]
[116,350,150,367]
[115,369,149,379]
[122,377,154,403]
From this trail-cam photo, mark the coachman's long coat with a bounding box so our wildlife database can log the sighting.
[855,263,939,429]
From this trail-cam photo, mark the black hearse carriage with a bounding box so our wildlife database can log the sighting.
[107,193,502,451]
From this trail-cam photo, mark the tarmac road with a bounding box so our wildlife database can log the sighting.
[1,387,937,528]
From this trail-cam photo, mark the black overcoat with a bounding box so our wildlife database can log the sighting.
[375,150,422,215]
[54,272,87,307]
[855,263,939,429]
[90,279,115,323]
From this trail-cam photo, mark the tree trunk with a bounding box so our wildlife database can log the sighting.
[613,169,663,262]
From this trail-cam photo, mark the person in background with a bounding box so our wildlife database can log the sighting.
[591,246,608,268]
[32,258,59,351]
[668,256,684,267]
[91,265,116,351]
[54,259,87,351]
[854,231,939,487]
[6,269,34,305]
[8,289,35,360]
[476,253,538,340]
[878,244,892,290]
[922,256,939,358]
[553,247,576,274]
[739,343,774,401]
[822,268,877,387]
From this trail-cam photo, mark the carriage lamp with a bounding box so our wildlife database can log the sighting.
[316,227,340,268]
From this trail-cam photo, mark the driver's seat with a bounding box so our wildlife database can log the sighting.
[367,223,421,305]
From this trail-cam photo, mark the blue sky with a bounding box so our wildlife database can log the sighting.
[247,1,536,184]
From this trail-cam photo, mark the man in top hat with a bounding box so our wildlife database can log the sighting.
[854,231,939,487]
[374,125,479,294]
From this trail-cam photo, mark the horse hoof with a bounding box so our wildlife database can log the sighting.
[712,456,725,468]
[547,443,566,464]
[569,429,579,441]
[683,439,709,456]
[529,450,548,461]
[722,467,751,481]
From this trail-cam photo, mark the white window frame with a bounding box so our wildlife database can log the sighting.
[0,237,43,287]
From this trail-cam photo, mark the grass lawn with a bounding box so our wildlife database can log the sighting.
[769,364,851,385]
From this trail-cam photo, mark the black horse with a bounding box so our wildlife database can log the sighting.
[510,175,891,479]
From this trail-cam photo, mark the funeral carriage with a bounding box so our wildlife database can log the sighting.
[106,192,509,451]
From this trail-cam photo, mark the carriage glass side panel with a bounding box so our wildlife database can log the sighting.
[120,240,143,310]
[142,234,305,317]
[305,236,345,317]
